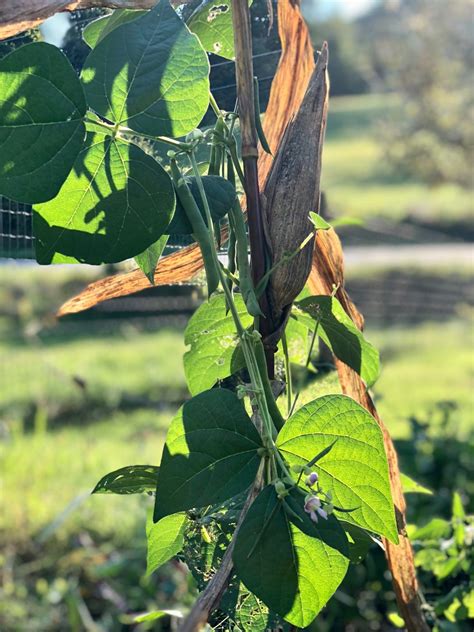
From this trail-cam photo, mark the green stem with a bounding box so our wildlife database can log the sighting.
[209,92,221,118]
[255,230,315,298]
[118,126,191,150]
[227,140,246,188]
[189,150,289,478]
[289,316,321,417]
[281,331,292,417]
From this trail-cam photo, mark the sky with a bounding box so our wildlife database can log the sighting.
[304,0,379,20]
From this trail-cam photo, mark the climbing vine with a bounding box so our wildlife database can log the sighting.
[0,1,401,628]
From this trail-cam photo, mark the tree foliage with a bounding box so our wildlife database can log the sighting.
[361,0,473,187]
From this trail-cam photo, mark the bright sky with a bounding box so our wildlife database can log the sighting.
[304,0,379,20]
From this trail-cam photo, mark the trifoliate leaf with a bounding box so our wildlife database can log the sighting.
[187,0,253,60]
[135,235,169,285]
[293,295,380,387]
[146,511,187,576]
[83,9,146,49]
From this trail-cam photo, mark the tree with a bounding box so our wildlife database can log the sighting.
[361,0,474,187]
[307,16,369,96]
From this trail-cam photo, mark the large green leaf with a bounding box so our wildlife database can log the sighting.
[187,0,252,60]
[184,293,253,395]
[81,0,210,138]
[342,521,374,564]
[276,394,398,542]
[153,388,262,521]
[146,511,187,576]
[167,175,236,235]
[135,235,169,285]
[83,9,146,49]
[0,43,86,203]
[92,465,159,494]
[233,486,349,627]
[293,295,380,387]
[33,132,175,264]
[400,472,432,495]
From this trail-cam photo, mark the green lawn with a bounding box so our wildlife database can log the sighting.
[322,94,473,223]
[1,313,472,546]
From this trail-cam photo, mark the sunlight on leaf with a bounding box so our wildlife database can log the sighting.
[154,388,262,521]
[0,43,86,203]
[276,394,398,542]
[33,132,175,265]
[82,0,210,137]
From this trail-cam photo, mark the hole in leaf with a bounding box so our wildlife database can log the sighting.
[207,5,229,22]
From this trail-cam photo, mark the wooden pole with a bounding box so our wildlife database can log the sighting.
[231,0,275,376]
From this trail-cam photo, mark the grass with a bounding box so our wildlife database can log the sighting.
[1,312,472,547]
[0,327,186,413]
[0,409,169,545]
[298,316,473,439]
[322,93,473,222]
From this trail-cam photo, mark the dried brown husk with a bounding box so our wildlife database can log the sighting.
[262,43,329,342]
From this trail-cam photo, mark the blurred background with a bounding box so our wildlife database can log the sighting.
[0,0,473,630]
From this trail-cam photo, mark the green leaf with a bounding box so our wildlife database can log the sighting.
[146,511,187,576]
[167,175,236,235]
[83,9,146,49]
[277,316,309,365]
[434,556,462,581]
[341,521,374,564]
[294,295,380,387]
[154,388,263,521]
[411,518,451,541]
[400,473,433,495]
[33,132,175,264]
[187,0,252,60]
[0,42,86,203]
[452,491,465,520]
[135,235,169,285]
[276,394,398,542]
[233,486,349,627]
[81,0,210,137]
[92,465,159,494]
[184,293,253,395]
[387,612,406,628]
[414,548,446,572]
[133,610,183,623]
[309,212,331,231]
[435,586,474,622]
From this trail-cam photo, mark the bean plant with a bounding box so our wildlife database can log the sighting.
[0,1,399,627]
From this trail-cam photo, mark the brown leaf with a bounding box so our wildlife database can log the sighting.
[264,44,329,329]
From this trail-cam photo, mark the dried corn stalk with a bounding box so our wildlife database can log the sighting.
[262,44,328,345]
